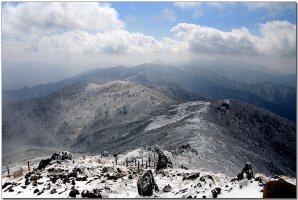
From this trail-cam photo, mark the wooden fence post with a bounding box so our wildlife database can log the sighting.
[27,161,30,172]
[154,152,157,167]
[115,157,117,165]
[7,166,10,175]
[126,158,128,167]
[146,161,147,169]
[138,161,140,173]
[148,157,151,167]
[135,158,137,166]
[142,159,143,167]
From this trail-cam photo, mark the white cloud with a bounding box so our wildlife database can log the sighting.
[2,2,296,89]
[174,2,201,8]
[154,9,176,22]
[171,23,258,55]
[256,21,296,56]
[171,21,296,56]
[2,2,124,38]
[192,10,204,19]
[162,9,177,22]
[3,20,295,65]
[244,2,296,16]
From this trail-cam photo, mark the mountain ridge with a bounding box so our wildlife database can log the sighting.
[3,81,296,176]
[3,64,296,120]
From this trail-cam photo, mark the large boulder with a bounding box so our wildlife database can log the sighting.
[137,170,159,196]
[51,153,61,160]
[38,151,73,170]
[237,162,254,180]
[156,150,172,171]
[61,151,72,160]
[69,189,80,198]
[263,178,296,198]
[211,188,221,198]
[183,172,200,181]
[51,151,72,161]
[81,189,102,198]
[102,151,109,157]
[37,158,52,170]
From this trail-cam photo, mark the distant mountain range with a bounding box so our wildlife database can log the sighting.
[3,63,296,120]
[3,81,296,176]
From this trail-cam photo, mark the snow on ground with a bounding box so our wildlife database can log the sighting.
[145,101,210,131]
[2,149,296,198]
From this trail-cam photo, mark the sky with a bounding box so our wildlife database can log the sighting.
[2,2,297,89]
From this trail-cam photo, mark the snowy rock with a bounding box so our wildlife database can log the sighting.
[263,178,296,198]
[211,187,221,198]
[183,172,200,181]
[1,149,296,198]
[37,158,52,170]
[156,150,172,171]
[38,152,73,170]
[2,182,11,189]
[238,162,254,180]
[51,151,73,161]
[81,189,102,198]
[50,189,56,194]
[255,176,267,186]
[102,151,109,157]
[137,170,159,196]
[200,175,215,184]
[69,189,80,198]
[162,184,172,193]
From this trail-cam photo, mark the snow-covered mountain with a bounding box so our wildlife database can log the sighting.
[3,81,173,157]
[3,81,296,177]
[3,64,296,120]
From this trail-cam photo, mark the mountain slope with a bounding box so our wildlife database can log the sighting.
[3,64,296,120]
[184,60,296,87]
[72,99,296,176]
[2,81,174,156]
[3,81,296,176]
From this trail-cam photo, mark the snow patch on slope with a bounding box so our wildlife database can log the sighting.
[145,101,210,131]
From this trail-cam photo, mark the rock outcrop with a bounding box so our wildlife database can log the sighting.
[263,178,296,198]
[156,150,172,171]
[237,162,254,180]
[137,170,159,196]
[38,152,72,170]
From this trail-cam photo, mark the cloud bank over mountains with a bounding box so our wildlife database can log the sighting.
[2,2,296,89]
[172,21,296,56]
